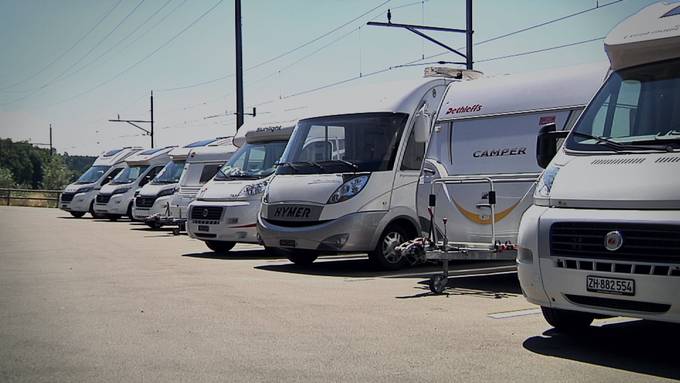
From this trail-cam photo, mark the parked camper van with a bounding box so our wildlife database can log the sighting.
[518,2,680,330]
[257,72,474,267]
[418,63,608,262]
[169,137,236,225]
[132,139,229,228]
[93,146,174,221]
[187,125,292,253]
[59,147,142,218]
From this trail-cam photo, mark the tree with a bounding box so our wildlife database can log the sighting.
[42,156,71,190]
[0,167,14,188]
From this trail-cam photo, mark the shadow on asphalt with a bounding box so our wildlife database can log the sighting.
[255,257,515,281]
[182,249,290,260]
[395,271,521,299]
[523,320,680,380]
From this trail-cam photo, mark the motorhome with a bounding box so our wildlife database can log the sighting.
[131,138,231,228]
[517,2,680,331]
[93,146,175,221]
[257,72,476,267]
[59,147,142,218]
[168,137,236,226]
[187,123,293,253]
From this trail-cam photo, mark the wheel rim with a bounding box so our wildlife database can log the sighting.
[381,231,404,264]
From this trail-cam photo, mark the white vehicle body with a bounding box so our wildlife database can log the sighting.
[131,138,230,224]
[518,2,680,328]
[257,74,474,267]
[169,137,236,221]
[59,147,142,217]
[93,146,175,220]
[420,63,608,260]
[187,123,293,252]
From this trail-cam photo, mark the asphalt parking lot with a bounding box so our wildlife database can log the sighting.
[1,206,678,382]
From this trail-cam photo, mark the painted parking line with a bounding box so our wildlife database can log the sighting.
[488,308,542,319]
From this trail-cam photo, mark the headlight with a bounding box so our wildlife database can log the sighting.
[534,165,560,204]
[112,187,131,195]
[157,188,175,198]
[76,187,93,194]
[327,175,369,204]
[238,178,270,198]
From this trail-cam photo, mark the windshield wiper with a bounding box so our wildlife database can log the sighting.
[654,130,680,141]
[274,162,300,173]
[571,131,671,152]
[317,159,359,172]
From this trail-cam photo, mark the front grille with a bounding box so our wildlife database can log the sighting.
[550,222,680,264]
[262,218,329,228]
[565,294,670,313]
[135,196,157,208]
[60,192,75,202]
[556,258,680,277]
[190,206,223,221]
[96,194,111,204]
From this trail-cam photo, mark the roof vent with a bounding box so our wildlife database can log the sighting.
[424,67,483,80]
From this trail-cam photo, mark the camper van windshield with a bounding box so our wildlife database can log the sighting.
[214,141,287,180]
[276,112,408,175]
[152,160,185,184]
[567,58,680,152]
[75,165,110,184]
[110,165,148,184]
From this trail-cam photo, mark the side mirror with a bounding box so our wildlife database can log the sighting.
[536,123,569,169]
[101,176,113,186]
[413,110,431,143]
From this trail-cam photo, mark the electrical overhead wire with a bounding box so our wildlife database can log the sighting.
[40,0,225,108]
[0,0,124,92]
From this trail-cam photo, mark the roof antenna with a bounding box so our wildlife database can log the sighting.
[387,9,392,23]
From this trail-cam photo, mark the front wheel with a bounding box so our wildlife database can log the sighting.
[368,225,411,270]
[206,241,236,254]
[70,211,86,218]
[541,306,594,333]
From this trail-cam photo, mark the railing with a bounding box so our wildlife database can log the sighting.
[0,188,63,208]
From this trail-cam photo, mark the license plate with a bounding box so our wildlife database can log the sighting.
[198,225,210,232]
[586,275,635,296]
[280,239,296,248]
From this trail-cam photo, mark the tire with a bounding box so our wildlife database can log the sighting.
[206,241,236,253]
[126,203,135,221]
[89,202,101,218]
[541,306,594,333]
[286,251,318,266]
[368,224,412,270]
[107,214,121,221]
[70,211,86,218]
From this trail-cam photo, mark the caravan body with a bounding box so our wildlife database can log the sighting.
[59,147,142,218]
[187,115,295,253]
[257,74,472,268]
[518,2,680,328]
[131,138,232,225]
[169,137,237,222]
[420,63,608,258]
[93,146,175,220]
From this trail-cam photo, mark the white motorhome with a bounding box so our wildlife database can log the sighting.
[59,147,142,218]
[93,146,174,221]
[131,138,230,228]
[518,2,680,331]
[187,125,292,253]
[169,137,236,224]
[418,63,608,257]
[257,72,473,267]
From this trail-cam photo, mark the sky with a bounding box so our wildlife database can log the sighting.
[0,0,658,155]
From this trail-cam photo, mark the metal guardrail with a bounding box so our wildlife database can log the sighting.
[0,188,63,207]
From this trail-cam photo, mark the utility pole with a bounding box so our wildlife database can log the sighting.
[109,90,155,148]
[367,1,474,70]
[235,0,244,130]
[49,124,53,156]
